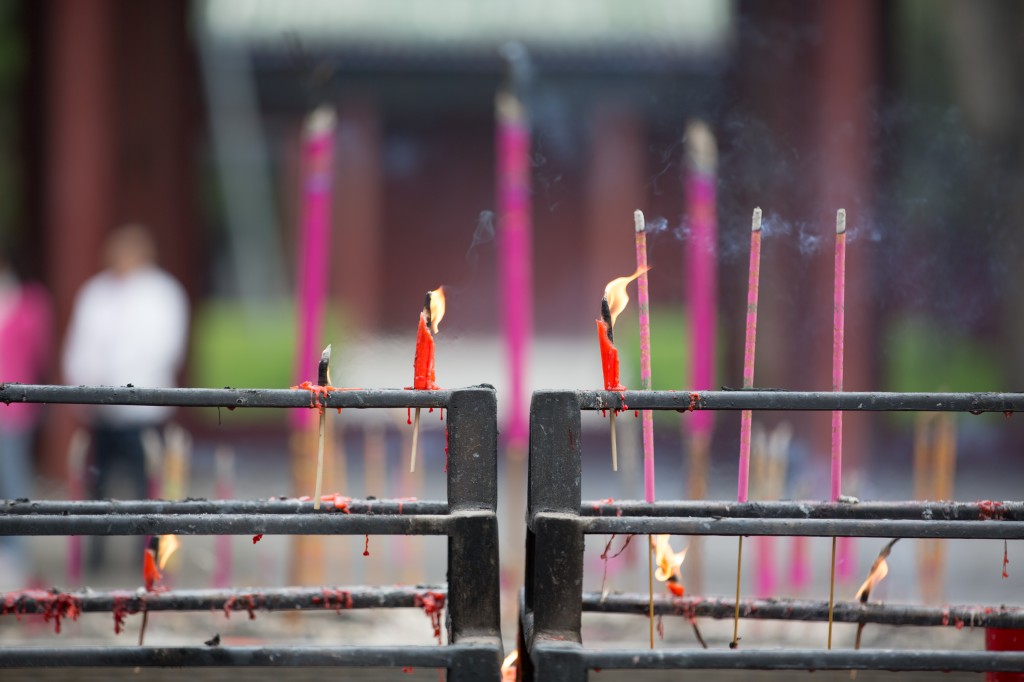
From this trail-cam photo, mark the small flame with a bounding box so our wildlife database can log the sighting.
[603,266,650,329]
[427,287,446,334]
[652,534,687,583]
[854,539,897,602]
[157,534,181,570]
[500,650,519,681]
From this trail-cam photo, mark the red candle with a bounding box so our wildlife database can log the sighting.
[413,311,438,390]
[143,537,161,592]
[412,288,444,390]
[596,319,623,391]
[596,266,648,392]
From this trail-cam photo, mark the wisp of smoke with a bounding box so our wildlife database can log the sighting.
[466,210,496,268]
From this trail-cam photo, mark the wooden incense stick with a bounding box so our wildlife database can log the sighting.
[313,345,331,511]
[410,408,422,473]
[634,209,656,648]
[731,207,763,648]
[827,208,847,649]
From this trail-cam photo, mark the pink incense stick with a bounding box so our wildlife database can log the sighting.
[731,208,763,647]
[634,210,655,503]
[684,121,718,440]
[737,208,763,503]
[291,107,336,429]
[831,209,847,501]
[827,209,847,650]
[497,90,532,453]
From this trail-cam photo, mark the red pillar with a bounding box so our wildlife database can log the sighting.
[41,0,116,478]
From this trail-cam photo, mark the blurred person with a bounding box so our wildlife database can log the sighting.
[62,224,188,568]
[0,242,54,584]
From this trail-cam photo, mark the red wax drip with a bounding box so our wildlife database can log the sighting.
[407,407,412,425]
[414,591,446,645]
[1004,540,1010,579]
[252,534,263,544]
[363,535,370,557]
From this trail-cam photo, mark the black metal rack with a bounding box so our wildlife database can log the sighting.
[0,383,503,680]
[520,389,1024,680]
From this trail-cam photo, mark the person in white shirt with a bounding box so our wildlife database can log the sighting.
[62,224,189,568]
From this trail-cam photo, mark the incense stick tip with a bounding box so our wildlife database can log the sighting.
[685,119,718,173]
[752,207,762,232]
[836,209,847,234]
[305,106,336,138]
[634,209,646,233]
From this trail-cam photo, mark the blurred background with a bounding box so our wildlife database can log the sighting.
[1,0,1024,655]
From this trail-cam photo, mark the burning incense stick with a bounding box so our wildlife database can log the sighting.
[731,207,763,649]
[313,345,332,510]
[597,268,648,471]
[634,209,656,647]
[828,208,847,650]
[411,288,445,472]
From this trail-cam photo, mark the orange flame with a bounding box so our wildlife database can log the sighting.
[500,650,519,681]
[427,287,446,334]
[604,266,650,329]
[854,539,898,602]
[652,534,687,583]
[157,534,181,570]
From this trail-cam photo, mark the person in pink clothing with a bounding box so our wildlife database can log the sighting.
[0,243,54,582]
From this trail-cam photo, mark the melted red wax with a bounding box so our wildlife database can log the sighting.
[397,497,417,514]
[413,313,439,390]
[407,407,412,425]
[252,534,263,544]
[291,381,341,416]
[312,589,353,613]
[415,591,446,645]
[223,594,259,620]
[444,428,449,473]
[667,581,685,597]
[1003,540,1010,579]
[321,494,352,513]
[402,668,414,674]
[111,593,137,634]
[1005,411,1014,419]
[363,535,370,557]
[439,408,444,421]
[1,589,81,634]
[596,319,625,391]
[978,500,1006,520]
[635,410,639,418]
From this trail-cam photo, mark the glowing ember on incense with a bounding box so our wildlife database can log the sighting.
[410,287,445,472]
[596,267,648,471]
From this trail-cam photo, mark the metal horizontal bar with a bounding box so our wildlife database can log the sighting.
[581,500,1024,521]
[576,648,1024,672]
[0,645,476,668]
[0,513,452,536]
[575,389,1024,413]
[573,514,1024,539]
[0,383,452,409]
[581,593,1024,628]
[2,498,447,516]
[2,586,447,615]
